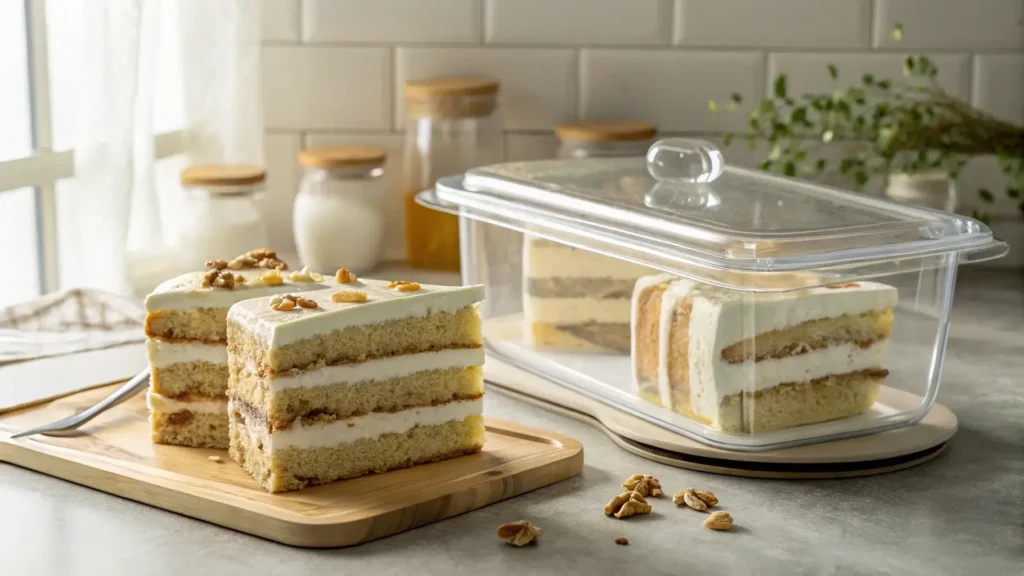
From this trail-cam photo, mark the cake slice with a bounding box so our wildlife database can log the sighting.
[632,277,896,433]
[226,278,486,492]
[143,249,330,448]
[523,235,658,353]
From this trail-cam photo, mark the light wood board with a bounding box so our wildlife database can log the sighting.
[0,384,583,548]
[484,353,956,479]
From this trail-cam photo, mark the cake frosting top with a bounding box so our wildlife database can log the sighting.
[145,269,332,312]
[227,278,485,348]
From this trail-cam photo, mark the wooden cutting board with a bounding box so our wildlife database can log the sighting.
[0,384,583,548]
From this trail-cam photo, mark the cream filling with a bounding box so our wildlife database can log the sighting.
[524,296,632,325]
[146,338,228,368]
[226,278,485,348]
[524,240,658,279]
[260,347,485,391]
[235,397,483,451]
[685,339,890,422]
[147,392,228,415]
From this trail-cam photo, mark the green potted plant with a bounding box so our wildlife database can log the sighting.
[711,24,1024,222]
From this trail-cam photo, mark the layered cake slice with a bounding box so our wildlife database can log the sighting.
[632,277,897,433]
[144,249,330,448]
[226,278,486,492]
[523,235,658,353]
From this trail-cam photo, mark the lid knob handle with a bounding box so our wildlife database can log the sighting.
[646,139,724,184]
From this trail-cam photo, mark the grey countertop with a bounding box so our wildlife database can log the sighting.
[2,268,1022,576]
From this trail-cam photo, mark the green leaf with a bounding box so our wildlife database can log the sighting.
[979,188,994,203]
[783,161,797,177]
[903,56,915,76]
[893,23,904,41]
[878,80,892,90]
[791,107,808,126]
[840,158,856,174]
[815,159,827,173]
[1019,201,1024,216]
[759,159,773,171]
[774,74,788,98]
[854,171,869,187]
[828,64,838,80]
[972,208,991,225]
[730,92,743,104]
[1009,187,1021,199]
[708,100,718,112]
[822,130,834,144]
[862,73,875,85]
[749,117,760,131]
[723,133,734,146]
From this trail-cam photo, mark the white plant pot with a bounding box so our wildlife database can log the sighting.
[885,171,957,213]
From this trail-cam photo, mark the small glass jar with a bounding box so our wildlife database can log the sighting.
[293,145,387,274]
[177,165,268,270]
[555,121,656,158]
[403,77,504,271]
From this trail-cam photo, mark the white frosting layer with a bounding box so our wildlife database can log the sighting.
[524,238,657,279]
[265,347,485,391]
[146,338,228,367]
[642,277,897,423]
[236,397,483,451]
[524,297,632,325]
[145,269,330,312]
[227,278,484,348]
[147,392,228,415]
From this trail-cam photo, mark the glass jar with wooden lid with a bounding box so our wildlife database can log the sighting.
[294,145,387,274]
[555,121,657,159]
[177,164,268,270]
[402,77,504,272]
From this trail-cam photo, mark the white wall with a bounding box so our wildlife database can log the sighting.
[260,0,1024,265]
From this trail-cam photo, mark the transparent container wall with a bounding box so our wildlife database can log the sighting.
[463,220,956,450]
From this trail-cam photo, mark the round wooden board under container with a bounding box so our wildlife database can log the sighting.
[484,353,957,479]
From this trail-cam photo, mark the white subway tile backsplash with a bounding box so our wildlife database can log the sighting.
[769,53,971,101]
[873,0,1024,50]
[580,50,764,132]
[675,0,871,48]
[264,132,302,252]
[958,157,1022,218]
[303,0,481,43]
[395,48,577,130]
[262,0,300,42]
[973,55,1024,125]
[485,0,670,45]
[262,46,391,130]
[504,133,560,161]
[304,133,408,261]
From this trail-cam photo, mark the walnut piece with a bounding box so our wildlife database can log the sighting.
[496,521,541,547]
[622,474,663,498]
[205,259,228,270]
[289,266,319,283]
[271,298,296,311]
[396,282,421,292]
[673,488,718,510]
[335,268,357,283]
[826,282,860,289]
[704,511,733,531]
[296,297,319,309]
[332,290,368,303]
[614,537,629,546]
[604,491,652,519]
[208,455,222,463]
[202,269,243,290]
[261,270,284,286]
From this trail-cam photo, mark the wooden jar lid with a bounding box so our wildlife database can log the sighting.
[405,77,500,119]
[180,165,266,187]
[298,145,387,169]
[555,121,657,143]
[404,77,500,99]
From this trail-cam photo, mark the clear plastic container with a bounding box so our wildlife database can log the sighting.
[555,121,656,159]
[177,165,268,270]
[402,77,504,272]
[419,138,1008,451]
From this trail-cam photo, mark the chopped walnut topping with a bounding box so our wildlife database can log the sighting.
[386,280,413,288]
[704,511,734,531]
[296,297,318,309]
[205,259,228,270]
[335,268,357,283]
[332,290,368,303]
[622,474,663,498]
[261,270,284,286]
[604,491,652,519]
[496,521,541,547]
[202,269,243,290]
[614,537,629,546]
[289,266,319,283]
[271,298,296,312]
[673,488,718,511]
[282,294,298,301]
[396,282,421,292]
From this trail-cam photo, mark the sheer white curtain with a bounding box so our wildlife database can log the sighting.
[58,0,263,297]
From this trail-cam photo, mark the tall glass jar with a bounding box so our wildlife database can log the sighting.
[403,77,504,271]
[293,145,387,274]
[555,121,656,158]
[177,165,268,270]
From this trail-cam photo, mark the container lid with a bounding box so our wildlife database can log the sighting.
[404,77,499,99]
[405,77,500,119]
[298,145,387,169]
[556,121,656,143]
[180,165,265,187]
[430,138,1006,289]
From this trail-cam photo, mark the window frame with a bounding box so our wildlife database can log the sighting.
[0,0,185,296]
